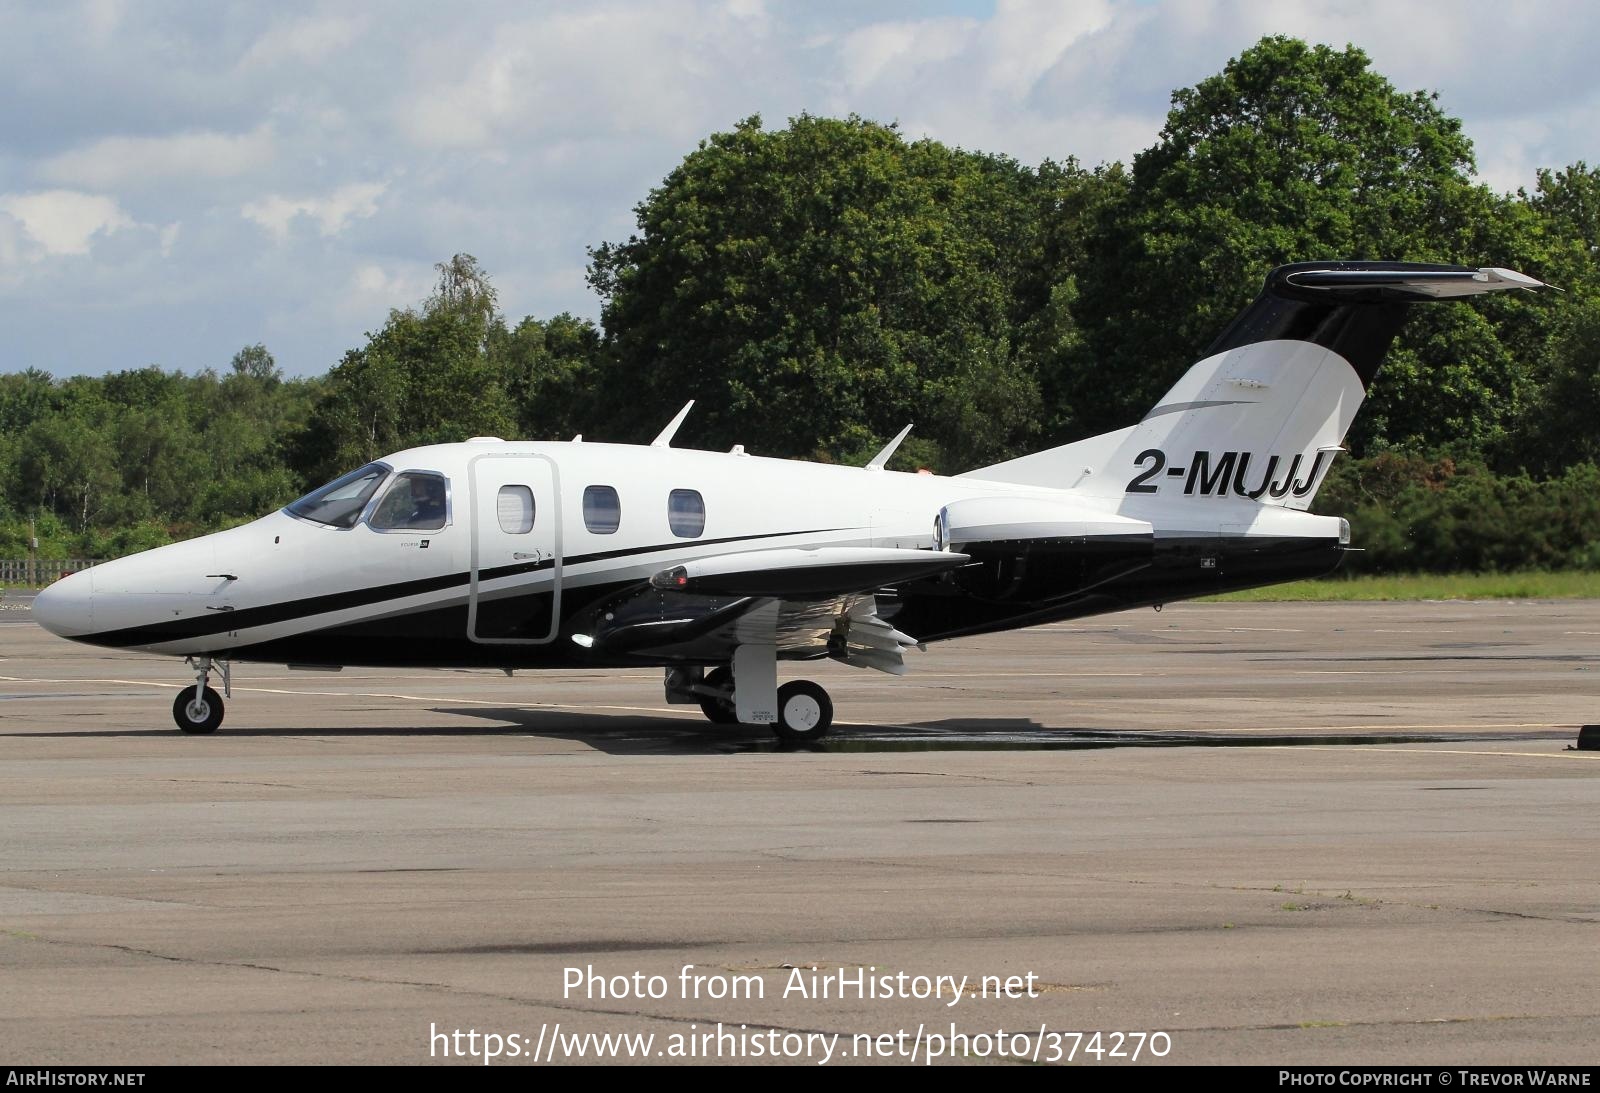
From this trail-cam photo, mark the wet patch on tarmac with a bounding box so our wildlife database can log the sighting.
[415,706,1575,755]
[732,729,1503,754]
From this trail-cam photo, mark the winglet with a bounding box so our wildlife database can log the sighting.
[651,401,695,447]
[865,423,913,471]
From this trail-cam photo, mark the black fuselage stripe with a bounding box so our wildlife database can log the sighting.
[78,528,851,647]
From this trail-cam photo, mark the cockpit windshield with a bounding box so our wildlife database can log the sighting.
[285,463,390,528]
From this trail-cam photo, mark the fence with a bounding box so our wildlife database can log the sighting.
[0,559,101,586]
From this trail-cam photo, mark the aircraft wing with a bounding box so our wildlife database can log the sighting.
[647,546,966,597]
[572,546,969,674]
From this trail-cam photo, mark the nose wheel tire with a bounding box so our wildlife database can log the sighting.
[773,680,832,742]
[174,685,224,734]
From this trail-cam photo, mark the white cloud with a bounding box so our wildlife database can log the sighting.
[976,0,1116,101]
[834,18,976,92]
[397,2,780,151]
[241,182,387,242]
[236,13,367,70]
[0,190,135,257]
[7,1,1600,379]
[39,127,277,188]
[158,222,180,257]
[0,212,25,286]
[343,260,436,320]
[83,0,125,44]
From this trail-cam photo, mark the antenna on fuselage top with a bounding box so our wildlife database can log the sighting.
[651,401,695,447]
[865,423,914,471]
[571,434,583,442]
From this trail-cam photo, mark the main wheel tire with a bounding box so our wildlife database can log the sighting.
[773,680,832,742]
[698,666,738,725]
[173,685,224,734]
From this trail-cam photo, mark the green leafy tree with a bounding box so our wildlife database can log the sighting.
[1064,36,1542,452]
[229,343,281,384]
[1526,162,1600,293]
[19,414,121,532]
[588,114,1061,469]
[297,256,517,481]
[1510,296,1600,473]
[497,312,604,442]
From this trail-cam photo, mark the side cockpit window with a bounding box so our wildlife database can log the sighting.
[285,463,390,529]
[369,471,450,532]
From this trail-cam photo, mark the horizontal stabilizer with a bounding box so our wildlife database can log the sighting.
[1278,265,1546,299]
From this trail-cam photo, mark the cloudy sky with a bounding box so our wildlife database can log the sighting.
[2,0,1596,379]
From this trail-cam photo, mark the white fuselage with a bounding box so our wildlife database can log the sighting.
[32,437,1344,664]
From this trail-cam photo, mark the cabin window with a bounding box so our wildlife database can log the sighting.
[667,489,705,538]
[286,463,389,529]
[583,485,621,534]
[497,485,535,534]
[368,471,449,532]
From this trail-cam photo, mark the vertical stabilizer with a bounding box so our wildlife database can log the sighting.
[963,262,1544,508]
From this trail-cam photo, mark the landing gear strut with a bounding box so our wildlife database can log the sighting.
[174,656,229,734]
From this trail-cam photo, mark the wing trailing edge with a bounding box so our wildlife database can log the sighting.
[651,546,968,599]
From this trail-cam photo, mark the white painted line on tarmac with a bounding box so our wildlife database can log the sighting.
[1294,745,1598,761]
[0,674,697,717]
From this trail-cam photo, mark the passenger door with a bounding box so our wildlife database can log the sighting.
[467,453,562,644]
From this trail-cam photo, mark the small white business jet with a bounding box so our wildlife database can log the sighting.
[34,262,1544,740]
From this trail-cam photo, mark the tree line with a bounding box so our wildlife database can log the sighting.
[3,36,1599,574]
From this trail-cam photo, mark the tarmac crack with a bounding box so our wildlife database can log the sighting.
[852,769,1039,786]
[1168,1011,1600,1035]
[5,929,886,1042]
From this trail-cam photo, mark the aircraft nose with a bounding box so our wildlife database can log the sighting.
[32,571,93,638]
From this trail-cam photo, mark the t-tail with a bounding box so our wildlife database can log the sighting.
[964,261,1545,505]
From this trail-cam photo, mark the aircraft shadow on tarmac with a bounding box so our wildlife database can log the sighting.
[422,708,1497,755]
[2,705,1513,754]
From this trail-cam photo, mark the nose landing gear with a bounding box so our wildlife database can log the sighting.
[174,656,229,734]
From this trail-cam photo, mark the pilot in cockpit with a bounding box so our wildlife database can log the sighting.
[405,476,446,527]
[370,472,448,531]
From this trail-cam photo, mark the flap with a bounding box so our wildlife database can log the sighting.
[651,546,968,598]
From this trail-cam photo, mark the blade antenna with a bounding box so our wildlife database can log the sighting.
[651,400,695,447]
[865,424,913,471]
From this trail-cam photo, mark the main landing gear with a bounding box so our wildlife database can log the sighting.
[670,665,836,742]
[773,680,832,743]
[173,656,229,734]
